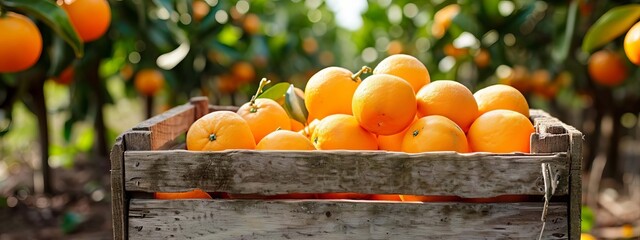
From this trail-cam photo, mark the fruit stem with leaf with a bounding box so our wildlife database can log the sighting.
[249,78,271,112]
[351,66,372,82]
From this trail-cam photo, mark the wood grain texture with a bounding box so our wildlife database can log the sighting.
[110,136,126,240]
[128,199,569,239]
[133,104,195,150]
[566,126,583,240]
[189,97,209,120]
[124,151,569,198]
[124,131,152,151]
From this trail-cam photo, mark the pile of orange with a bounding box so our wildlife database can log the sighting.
[159,53,537,201]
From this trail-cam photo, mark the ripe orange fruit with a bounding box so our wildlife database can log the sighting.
[415,80,478,132]
[192,0,210,22]
[530,69,550,93]
[299,118,320,139]
[580,233,596,240]
[217,74,239,93]
[186,111,256,151]
[237,98,291,143]
[378,116,417,152]
[474,49,490,68]
[54,66,75,85]
[61,0,111,42]
[0,12,42,73]
[154,189,212,200]
[290,119,304,132]
[373,54,430,93]
[256,130,316,150]
[624,21,640,65]
[134,69,165,96]
[317,193,369,200]
[401,115,469,153]
[120,64,133,81]
[474,84,529,117]
[432,4,460,39]
[386,40,404,55]
[304,67,361,121]
[231,61,255,83]
[352,74,416,135]
[243,13,261,35]
[467,110,534,153]
[443,44,469,58]
[588,50,628,87]
[402,195,462,202]
[302,37,318,55]
[312,114,377,150]
[501,65,531,93]
[370,194,403,201]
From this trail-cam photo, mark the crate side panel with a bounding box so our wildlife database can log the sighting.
[128,200,568,239]
[124,151,569,197]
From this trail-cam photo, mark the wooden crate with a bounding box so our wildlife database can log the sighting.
[110,97,583,240]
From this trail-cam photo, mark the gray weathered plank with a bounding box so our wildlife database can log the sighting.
[566,126,583,240]
[124,151,569,197]
[132,104,195,150]
[110,135,126,240]
[128,199,569,239]
[124,131,152,151]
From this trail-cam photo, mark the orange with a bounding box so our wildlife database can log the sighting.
[120,64,133,81]
[588,50,628,86]
[401,115,469,153]
[192,0,210,22]
[373,54,430,93]
[231,61,255,83]
[304,67,361,120]
[402,195,462,202]
[474,49,490,68]
[61,0,111,42]
[256,130,316,150]
[317,193,369,200]
[299,118,320,139]
[352,74,416,135]
[530,69,550,92]
[474,84,529,117]
[370,194,403,201]
[55,66,75,85]
[432,4,460,39]
[217,74,239,93]
[580,233,596,240]
[302,37,318,55]
[501,65,531,93]
[415,80,478,132]
[243,13,260,35]
[624,21,640,65]
[186,111,256,151]
[134,69,165,96]
[378,116,417,152]
[312,114,377,150]
[237,98,291,143]
[467,109,534,153]
[290,119,304,131]
[0,12,42,73]
[154,189,212,199]
[443,44,469,58]
[386,40,404,55]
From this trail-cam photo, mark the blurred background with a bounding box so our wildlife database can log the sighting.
[0,0,639,239]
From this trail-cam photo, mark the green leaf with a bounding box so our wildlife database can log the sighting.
[581,206,594,232]
[47,36,75,77]
[582,4,640,53]
[283,85,308,126]
[257,82,290,100]
[552,0,578,63]
[3,0,84,57]
[74,126,94,152]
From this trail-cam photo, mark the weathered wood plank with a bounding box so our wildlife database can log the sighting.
[567,126,583,240]
[110,135,126,240]
[124,131,152,151]
[128,199,568,239]
[124,151,569,197]
[189,97,209,120]
[132,104,195,150]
